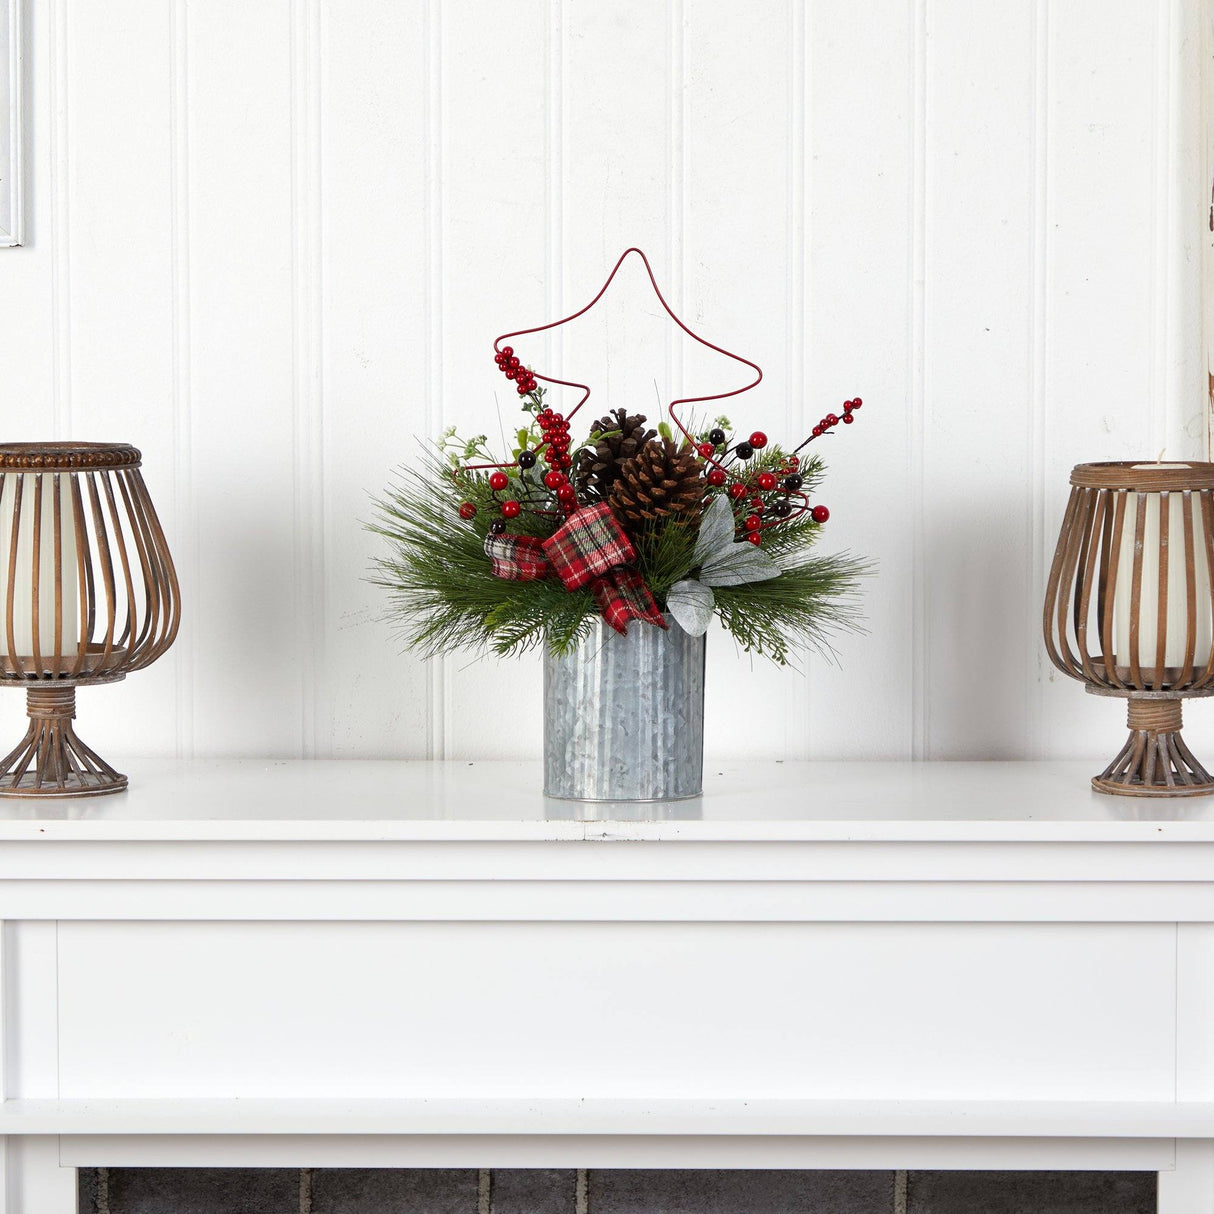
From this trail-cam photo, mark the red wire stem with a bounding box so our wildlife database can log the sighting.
[492,248,763,467]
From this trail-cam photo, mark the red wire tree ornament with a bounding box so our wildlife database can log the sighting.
[495,247,762,452]
[467,247,862,533]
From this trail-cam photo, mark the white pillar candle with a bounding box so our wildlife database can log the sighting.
[1110,466,1211,673]
[0,474,79,665]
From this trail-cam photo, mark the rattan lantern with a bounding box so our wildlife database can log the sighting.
[0,443,180,797]
[1044,460,1214,796]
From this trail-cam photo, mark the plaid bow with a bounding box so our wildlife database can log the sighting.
[592,566,667,634]
[485,505,666,635]
[542,503,636,591]
[544,505,666,635]
[484,532,550,581]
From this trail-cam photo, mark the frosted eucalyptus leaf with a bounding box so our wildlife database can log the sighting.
[666,579,715,636]
[693,495,735,564]
[693,495,780,586]
[699,542,780,587]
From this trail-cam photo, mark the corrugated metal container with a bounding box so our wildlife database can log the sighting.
[543,616,705,801]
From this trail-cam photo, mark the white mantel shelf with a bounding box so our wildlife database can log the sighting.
[0,759,1211,926]
[0,756,1208,841]
[7,758,1214,1209]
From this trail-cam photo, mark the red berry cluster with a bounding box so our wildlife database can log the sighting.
[712,450,833,546]
[494,345,538,397]
[809,397,861,439]
[700,426,730,485]
[482,470,529,521]
[719,453,788,545]
[538,409,578,511]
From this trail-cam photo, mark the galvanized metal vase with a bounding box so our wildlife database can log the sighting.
[543,617,705,801]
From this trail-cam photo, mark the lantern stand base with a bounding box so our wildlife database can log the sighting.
[0,684,127,798]
[1088,690,1214,798]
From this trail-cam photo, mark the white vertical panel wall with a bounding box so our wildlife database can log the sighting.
[0,0,1204,761]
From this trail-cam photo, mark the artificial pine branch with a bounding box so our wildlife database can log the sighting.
[712,551,870,666]
[369,453,597,659]
[370,440,867,662]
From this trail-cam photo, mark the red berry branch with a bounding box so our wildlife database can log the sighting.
[793,397,862,454]
[494,345,538,396]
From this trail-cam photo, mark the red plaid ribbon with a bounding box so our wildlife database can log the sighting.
[592,566,666,635]
[541,503,636,592]
[483,532,550,581]
[486,505,666,635]
[545,505,666,635]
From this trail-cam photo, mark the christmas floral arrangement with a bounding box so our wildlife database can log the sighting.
[372,253,869,666]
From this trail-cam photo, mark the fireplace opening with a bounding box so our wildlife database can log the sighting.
[78,1166,1158,1213]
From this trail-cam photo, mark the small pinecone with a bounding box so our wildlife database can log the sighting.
[575,409,657,500]
[608,438,705,530]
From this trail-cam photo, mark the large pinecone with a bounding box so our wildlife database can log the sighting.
[575,409,657,500]
[608,438,705,530]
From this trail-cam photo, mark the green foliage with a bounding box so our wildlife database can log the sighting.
[689,414,732,444]
[368,453,598,659]
[712,552,869,666]
[734,446,822,492]
[630,515,700,601]
[369,439,869,663]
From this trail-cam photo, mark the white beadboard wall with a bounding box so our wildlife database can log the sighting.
[0,0,1206,762]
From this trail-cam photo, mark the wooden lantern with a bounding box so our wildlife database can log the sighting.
[1044,460,1214,796]
[0,443,180,797]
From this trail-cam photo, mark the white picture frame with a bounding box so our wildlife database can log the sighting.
[0,0,21,248]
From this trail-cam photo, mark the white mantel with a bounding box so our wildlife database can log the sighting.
[4,757,1205,838]
[2,760,1213,1211]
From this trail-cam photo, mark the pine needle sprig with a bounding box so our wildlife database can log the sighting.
[368,452,598,658]
[712,550,871,666]
[629,515,700,600]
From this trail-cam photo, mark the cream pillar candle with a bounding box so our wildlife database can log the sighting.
[0,473,79,665]
[1111,465,1212,672]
